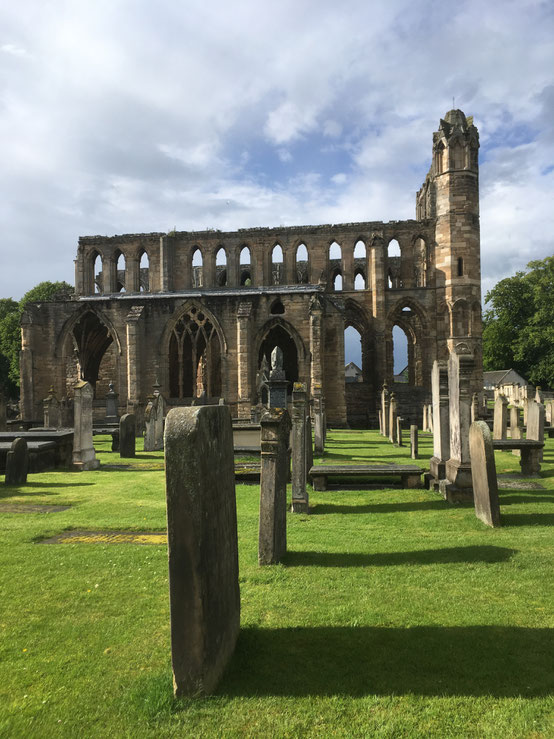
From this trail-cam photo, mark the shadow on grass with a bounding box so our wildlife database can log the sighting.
[219,625,553,697]
[499,494,554,505]
[283,545,515,568]
[501,513,554,527]
[311,500,447,514]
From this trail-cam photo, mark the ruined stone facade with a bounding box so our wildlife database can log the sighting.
[20,110,483,427]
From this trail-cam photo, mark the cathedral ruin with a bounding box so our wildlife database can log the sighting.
[20,109,483,427]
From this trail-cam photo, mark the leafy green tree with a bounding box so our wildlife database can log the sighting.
[0,281,74,397]
[483,256,554,388]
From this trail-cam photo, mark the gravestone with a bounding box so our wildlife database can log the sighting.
[378,409,383,435]
[259,407,291,564]
[527,400,545,462]
[60,396,73,428]
[493,395,509,440]
[535,386,543,404]
[313,384,325,454]
[72,381,100,471]
[389,392,397,444]
[5,437,28,485]
[471,393,479,423]
[381,382,390,437]
[469,421,500,528]
[105,382,119,422]
[164,405,240,697]
[430,360,450,482]
[443,351,474,501]
[305,411,314,473]
[422,403,428,432]
[410,425,418,459]
[267,346,288,408]
[510,405,522,455]
[427,403,433,433]
[43,387,61,429]
[291,383,309,513]
[144,383,166,452]
[119,413,136,458]
[396,416,403,446]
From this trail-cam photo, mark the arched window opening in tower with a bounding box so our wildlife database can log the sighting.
[392,325,409,383]
[192,248,203,288]
[296,243,308,283]
[169,309,222,400]
[216,247,227,286]
[115,251,126,292]
[139,250,150,292]
[272,244,283,285]
[387,239,401,288]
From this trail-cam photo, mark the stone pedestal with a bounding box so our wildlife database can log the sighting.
[72,381,100,471]
[164,405,239,697]
[291,383,309,514]
[469,421,500,527]
[259,407,291,564]
[429,360,450,483]
[105,382,119,422]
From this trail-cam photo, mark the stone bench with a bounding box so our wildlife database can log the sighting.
[492,439,544,476]
[308,464,423,491]
[0,440,56,473]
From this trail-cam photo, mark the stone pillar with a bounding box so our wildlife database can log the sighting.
[125,306,144,416]
[291,383,309,513]
[410,425,418,459]
[493,395,509,440]
[164,405,240,697]
[105,382,119,422]
[443,352,475,501]
[313,383,325,454]
[126,254,140,293]
[396,416,403,446]
[388,392,397,444]
[5,437,28,485]
[381,383,390,437]
[267,347,288,408]
[469,421,500,528]
[309,296,324,391]
[430,360,450,482]
[259,407,291,564]
[422,404,429,432]
[427,403,433,433]
[43,388,61,429]
[342,244,354,291]
[72,381,100,471]
[236,302,252,419]
[159,235,174,292]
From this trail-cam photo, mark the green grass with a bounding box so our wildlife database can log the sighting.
[0,430,553,737]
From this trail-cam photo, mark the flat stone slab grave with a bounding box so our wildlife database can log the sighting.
[0,504,71,514]
[0,440,57,474]
[309,464,423,491]
[41,530,167,545]
[497,474,545,491]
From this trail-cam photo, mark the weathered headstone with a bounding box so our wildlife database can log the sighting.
[5,437,28,485]
[105,382,119,421]
[72,380,100,471]
[267,346,288,408]
[410,425,418,459]
[510,406,522,454]
[427,403,433,433]
[471,392,479,423]
[378,409,383,435]
[43,387,61,429]
[527,400,545,462]
[119,413,136,458]
[430,360,450,482]
[313,384,325,454]
[422,403,428,432]
[144,383,166,452]
[443,351,474,501]
[291,383,309,513]
[493,395,509,440]
[259,407,291,564]
[396,416,403,446]
[469,421,500,528]
[164,405,240,697]
[389,392,397,444]
[381,382,390,437]
[305,411,314,474]
[535,386,543,404]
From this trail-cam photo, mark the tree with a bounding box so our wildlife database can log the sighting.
[483,256,554,388]
[0,281,74,397]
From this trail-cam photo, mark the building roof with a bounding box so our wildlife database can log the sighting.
[483,369,527,386]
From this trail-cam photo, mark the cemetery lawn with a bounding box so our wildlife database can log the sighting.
[0,431,553,738]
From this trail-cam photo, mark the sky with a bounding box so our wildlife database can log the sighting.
[1,0,553,363]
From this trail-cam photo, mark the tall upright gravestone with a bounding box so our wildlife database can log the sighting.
[430,360,450,483]
[312,383,325,454]
[526,400,545,462]
[381,383,390,437]
[72,381,100,471]
[5,437,28,485]
[43,387,61,429]
[469,421,500,528]
[389,392,397,444]
[291,383,309,513]
[119,413,136,458]
[259,407,291,565]
[144,384,166,452]
[164,405,240,697]
[443,351,474,501]
[493,395,509,440]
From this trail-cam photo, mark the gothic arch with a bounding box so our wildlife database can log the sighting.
[386,298,429,386]
[255,316,306,366]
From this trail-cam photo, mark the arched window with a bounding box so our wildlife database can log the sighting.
[344,326,362,377]
[258,324,298,393]
[296,243,308,284]
[139,250,149,292]
[333,271,343,291]
[388,239,401,258]
[392,325,409,381]
[387,239,401,288]
[354,240,366,259]
[192,248,203,288]
[240,246,251,286]
[329,241,341,260]
[216,247,227,287]
[92,251,102,294]
[169,307,222,399]
[270,298,285,315]
[354,271,366,290]
[115,250,125,292]
[271,244,283,285]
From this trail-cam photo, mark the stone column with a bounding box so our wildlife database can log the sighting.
[422,404,429,432]
[164,405,239,697]
[493,395,509,440]
[443,351,475,501]
[430,360,450,482]
[259,407,291,564]
[381,383,390,437]
[125,306,144,417]
[378,409,383,434]
[236,302,252,419]
[388,392,397,444]
[313,383,325,454]
[410,425,418,459]
[125,254,140,293]
[72,380,100,471]
[291,383,309,513]
[309,296,324,391]
[159,235,174,292]
[342,244,354,291]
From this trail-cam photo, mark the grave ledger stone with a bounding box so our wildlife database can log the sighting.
[259,407,291,565]
[469,421,500,527]
[5,437,28,485]
[164,405,240,697]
